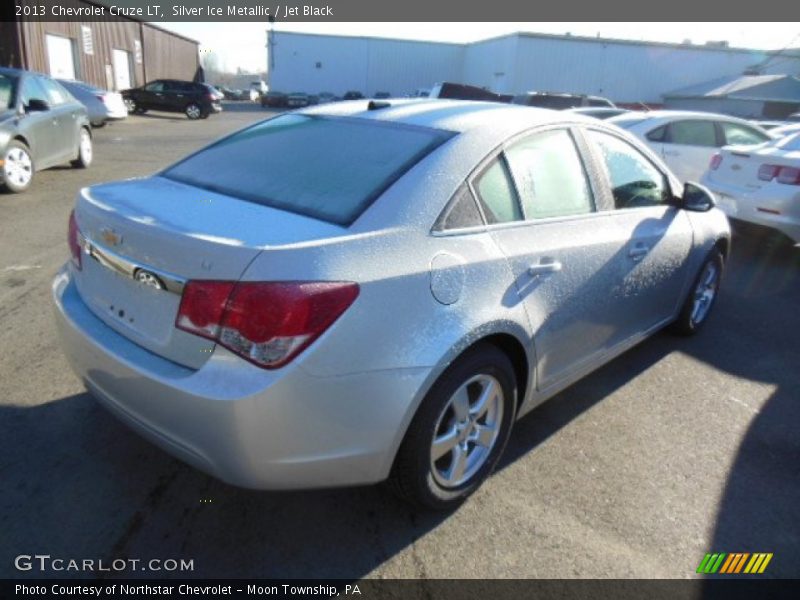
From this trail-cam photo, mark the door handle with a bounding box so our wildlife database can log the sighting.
[628,245,650,260]
[528,259,562,277]
[663,150,680,156]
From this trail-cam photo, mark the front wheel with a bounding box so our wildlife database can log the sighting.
[670,248,724,336]
[185,103,202,120]
[71,128,93,169]
[1,140,34,193]
[389,344,517,510]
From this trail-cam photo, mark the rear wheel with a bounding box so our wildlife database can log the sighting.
[670,248,724,336]
[389,344,517,510]
[71,128,93,169]
[185,103,202,120]
[1,140,34,193]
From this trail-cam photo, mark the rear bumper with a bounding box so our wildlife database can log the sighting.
[703,178,800,244]
[208,102,223,113]
[53,265,429,489]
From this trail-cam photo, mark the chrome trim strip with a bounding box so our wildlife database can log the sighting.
[79,233,186,295]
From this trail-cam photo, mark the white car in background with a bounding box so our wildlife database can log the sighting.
[701,132,800,246]
[610,110,772,183]
[770,122,800,139]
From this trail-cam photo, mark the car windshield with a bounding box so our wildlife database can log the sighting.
[0,73,19,111]
[163,114,454,226]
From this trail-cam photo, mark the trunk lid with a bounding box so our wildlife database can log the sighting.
[707,144,798,192]
[73,176,343,369]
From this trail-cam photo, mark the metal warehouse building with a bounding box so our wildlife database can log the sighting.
[0,3,199,91]
[267,31,800,106]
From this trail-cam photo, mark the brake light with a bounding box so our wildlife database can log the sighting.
[758,164,780,181]
[776,166,800,185]
[758,164,800,185]
[67,210,82,270]
[709,153,722,170]
[95,94,106,102]
[176,280,359,368]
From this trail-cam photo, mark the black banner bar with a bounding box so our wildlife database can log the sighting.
[4,579,800,600]
[2,0,798,22]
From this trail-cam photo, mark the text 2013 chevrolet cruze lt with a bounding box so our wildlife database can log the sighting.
[53,100,730,509]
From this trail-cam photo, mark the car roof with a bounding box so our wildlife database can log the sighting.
[298,98,596,134]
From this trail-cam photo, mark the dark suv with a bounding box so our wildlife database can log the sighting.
[122,80,222,120]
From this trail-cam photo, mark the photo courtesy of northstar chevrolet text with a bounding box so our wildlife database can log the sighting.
[0,0,798,592]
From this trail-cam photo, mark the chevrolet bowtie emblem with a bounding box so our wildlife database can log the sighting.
[100,227,122,246]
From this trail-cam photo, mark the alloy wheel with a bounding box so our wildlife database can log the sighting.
[430,374,504,488]
[3,147,33,188]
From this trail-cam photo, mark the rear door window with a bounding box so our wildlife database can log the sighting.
[504,129,594,219]
[164,114,454,226]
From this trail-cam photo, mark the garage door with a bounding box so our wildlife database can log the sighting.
[46,34,76,80]
[112,49,132,91]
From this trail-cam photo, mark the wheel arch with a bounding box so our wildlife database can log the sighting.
[384,322,534,479]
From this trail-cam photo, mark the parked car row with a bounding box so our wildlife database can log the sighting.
[259,90,367,108]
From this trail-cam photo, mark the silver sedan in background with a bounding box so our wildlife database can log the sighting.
[53,100,730,509]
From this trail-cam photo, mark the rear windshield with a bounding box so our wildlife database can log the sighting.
[163,114,453,226]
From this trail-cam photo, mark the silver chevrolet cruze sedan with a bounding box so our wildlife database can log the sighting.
[53,100,730,509]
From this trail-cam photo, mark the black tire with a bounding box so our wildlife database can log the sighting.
[389,343,517,510]
[670,248,724,336]
[1,139,34,193]
[185,103,202,120]
[71,128,92,169]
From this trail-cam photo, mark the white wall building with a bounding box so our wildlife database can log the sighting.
[267,31,800,104]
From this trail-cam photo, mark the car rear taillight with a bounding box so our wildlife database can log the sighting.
[205,93,214,101]
[95,94,106,102]
[758,164,780,181]
[758,164,800,184]
[176,280,359,368]
[68,210,82,270]
[776,166,800,185]
[709,153,723,170]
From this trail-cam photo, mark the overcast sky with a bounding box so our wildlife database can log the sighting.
[160,22,800,74]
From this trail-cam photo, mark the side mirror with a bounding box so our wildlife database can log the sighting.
[680,182,716,212]
[26,98,50,113]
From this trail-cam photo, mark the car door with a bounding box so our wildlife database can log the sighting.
[479,127,645,391]
[38,76,79,161]
[139,80,166,110]
[581,127,694,333]
[16,75,60,168]
[162,81,189,112]
[660,119,720,182]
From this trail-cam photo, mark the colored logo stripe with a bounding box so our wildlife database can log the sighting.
[697,552,773,574]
